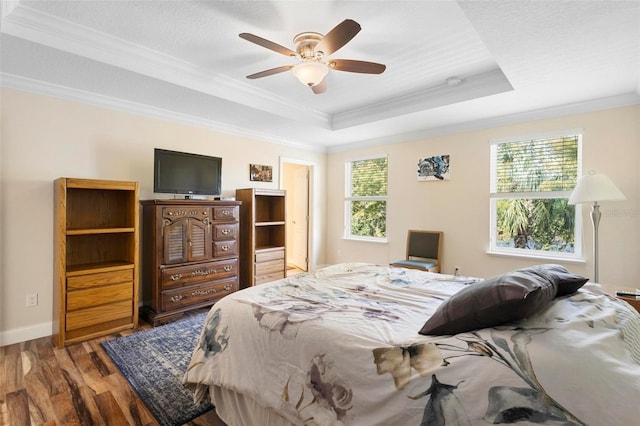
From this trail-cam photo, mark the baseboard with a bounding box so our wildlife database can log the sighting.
[0,321,52,347]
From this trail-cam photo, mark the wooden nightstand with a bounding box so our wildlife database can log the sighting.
[599,283,640,313]
[616,294,640,313]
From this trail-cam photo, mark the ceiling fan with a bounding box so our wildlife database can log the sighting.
[239,19,386,94]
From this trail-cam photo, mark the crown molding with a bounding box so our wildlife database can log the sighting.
[0,72,326,152]
[0,0,20,19]
[5,71,637,155]
[0,3,331,129]
[328,92,640,153]
[332,69,513,130]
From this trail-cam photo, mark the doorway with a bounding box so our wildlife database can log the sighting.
[281,158,311,273]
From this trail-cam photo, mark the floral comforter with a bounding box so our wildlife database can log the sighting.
[184,263,640,425]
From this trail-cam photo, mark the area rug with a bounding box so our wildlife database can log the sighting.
[101,314,213,426]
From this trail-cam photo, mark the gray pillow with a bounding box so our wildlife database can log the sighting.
[543,264,589,296]
[418,265,584,336]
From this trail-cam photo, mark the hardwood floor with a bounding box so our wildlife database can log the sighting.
[286,265,305,277]
[0,322,227,426]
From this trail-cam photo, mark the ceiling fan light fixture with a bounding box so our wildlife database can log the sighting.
[292,61,329,87]
[241,20,385,94]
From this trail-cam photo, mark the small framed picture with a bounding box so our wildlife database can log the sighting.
[250,164,273,182]
[417,155,450,181]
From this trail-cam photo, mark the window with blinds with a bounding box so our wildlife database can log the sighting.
[489,133,582,258]
[345,156,388,240]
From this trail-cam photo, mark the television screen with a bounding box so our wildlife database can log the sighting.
[154,148,222,196]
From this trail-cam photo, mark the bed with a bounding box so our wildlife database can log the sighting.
[183,263,640,426]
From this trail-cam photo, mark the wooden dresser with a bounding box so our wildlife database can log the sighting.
[140,199,241,326]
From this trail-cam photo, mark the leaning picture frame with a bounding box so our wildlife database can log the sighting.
[250,164,273,182]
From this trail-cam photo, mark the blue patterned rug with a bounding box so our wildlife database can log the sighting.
[101,314,213,426]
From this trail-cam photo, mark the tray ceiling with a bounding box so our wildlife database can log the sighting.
[1,0,639,151]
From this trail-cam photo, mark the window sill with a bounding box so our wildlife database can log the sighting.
[486,250,585,264]
[343,236,388,244]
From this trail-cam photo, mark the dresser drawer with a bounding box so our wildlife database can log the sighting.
[255,258,285,276]
[213,205,239,221]
[214,240,237,257]
[162,206,209,220]
[67,282,133,311]
[255,271,285,285]
[213,223,238,240]
[66,300,132,331]
[255,254,285,285]
[255,249,285,263]
[161,277,238,311]
[161,259,237,290]
[67,269,133,291]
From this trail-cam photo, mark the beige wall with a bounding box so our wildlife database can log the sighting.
[0,88,327,345]
[327,105,639,284]
[2,86,638,346]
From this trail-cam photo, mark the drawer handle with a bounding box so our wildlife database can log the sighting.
[224,265,232,272]
[170,294,185,303]
[167,210,207,217]
[224,284,233,291]
[221,245,230,251]
[171,274,183,281]
[192,268,216,277]
[221,229,231,235]
[192,288,217,297]
[221,210,231,216]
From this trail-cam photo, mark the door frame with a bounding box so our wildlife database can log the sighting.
[279,156,314,272]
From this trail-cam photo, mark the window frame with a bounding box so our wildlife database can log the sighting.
[344,154,388,242]
[488,130,583,261]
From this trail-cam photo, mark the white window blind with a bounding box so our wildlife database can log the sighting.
[493,135,579,195]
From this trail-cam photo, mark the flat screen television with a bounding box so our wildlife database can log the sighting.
[153,148,222,196]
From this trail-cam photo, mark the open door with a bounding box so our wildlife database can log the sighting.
[282,160,310,272]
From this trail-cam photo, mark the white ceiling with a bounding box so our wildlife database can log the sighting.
[1,0,639,152]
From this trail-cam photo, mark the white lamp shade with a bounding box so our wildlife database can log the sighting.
[292,61,328,87]
[568,171,626,205]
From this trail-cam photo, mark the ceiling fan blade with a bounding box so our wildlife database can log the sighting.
[246,65,294,79]
[315,19,361,56]
[329,59,386,74]
[311,78,327,94]
[239,33,297,57]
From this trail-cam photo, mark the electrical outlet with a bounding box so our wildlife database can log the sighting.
[26,293,38,307]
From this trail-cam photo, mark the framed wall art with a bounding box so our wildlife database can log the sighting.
[417,155,450,181]
[250,164,273,182]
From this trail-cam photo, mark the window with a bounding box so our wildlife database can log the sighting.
[490,132,581,259]
[345,156,388,241]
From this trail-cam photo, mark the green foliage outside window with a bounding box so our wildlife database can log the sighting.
[348,157,387,238]
[496,198,575,251]
[350,200,386,237]
[494,136,578,253]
